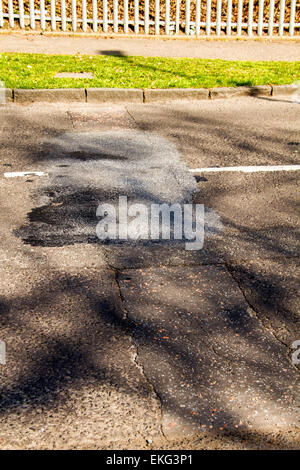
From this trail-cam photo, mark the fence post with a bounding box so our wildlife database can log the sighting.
[185,0,190,35]
[155,0,160,35]
[124,0,128,33]
[40,0,46,30]
[103,0,108,33]
[258,0,264,36]
[206,0,211,35]
[18,0,25,28]
[8,0,14,28]
[134,0,139,34]
[92,0,97,32]
[144,0,149,34]
[216,0,222,36]
[28,0,35,29]
[237,0,243,35]
[278,0,285,36]
[175,0,180,34]
[289,0,296,36]
[247,0,253,36]
[50,0,56,30]
[0,0,3,28]
[113,0,118,33]
[226,0,232,35]
[268,0,275,36]
[165,0,170,34]
[71,0,77,31]
[196,0,201,36]
[61,0,66,31]
[82,0,87,31]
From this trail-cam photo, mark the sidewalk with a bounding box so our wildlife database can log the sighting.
[0,32,299,60]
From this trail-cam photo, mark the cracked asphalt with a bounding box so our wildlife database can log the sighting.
[0,96,299,449]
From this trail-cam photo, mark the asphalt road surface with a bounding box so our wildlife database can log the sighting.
[0,96,299,449]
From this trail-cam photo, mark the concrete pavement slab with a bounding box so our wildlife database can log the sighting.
[0,266,162,449]
[127,97,300,168]
[193,171,300,260]
[68,105,138,129]
[0,34,299,61]
[118,265,299,439]
[0,104,74,169]
[228,258,300,347]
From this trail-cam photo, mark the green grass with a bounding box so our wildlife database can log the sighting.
[0,52,299,89]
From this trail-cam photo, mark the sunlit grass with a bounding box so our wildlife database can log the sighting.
[0,52,299,89]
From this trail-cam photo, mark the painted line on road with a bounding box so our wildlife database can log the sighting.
[189,165,300,174]
[3,171,47,178]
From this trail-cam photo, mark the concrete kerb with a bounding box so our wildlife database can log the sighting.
[87,88,143,103]
[209,85,271,99]
[0,88,13,104]
[143,88,210,102]
[0,85,297,104]
[13,88,86,104]
[271,83,299,96]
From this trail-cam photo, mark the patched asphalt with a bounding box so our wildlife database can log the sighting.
[0,97,299,449]
[15,127,197,246]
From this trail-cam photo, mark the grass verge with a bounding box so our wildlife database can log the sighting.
[0,52,299,89]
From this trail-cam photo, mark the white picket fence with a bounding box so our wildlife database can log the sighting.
[0,0,299,36]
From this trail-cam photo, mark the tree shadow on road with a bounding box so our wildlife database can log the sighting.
[0,102,299,449]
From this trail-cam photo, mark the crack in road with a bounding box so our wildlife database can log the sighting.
[114,269,168,442]
[225,263,300,372]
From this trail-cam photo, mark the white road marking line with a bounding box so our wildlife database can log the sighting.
[189,165,300,174]
[3,171,47,178]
